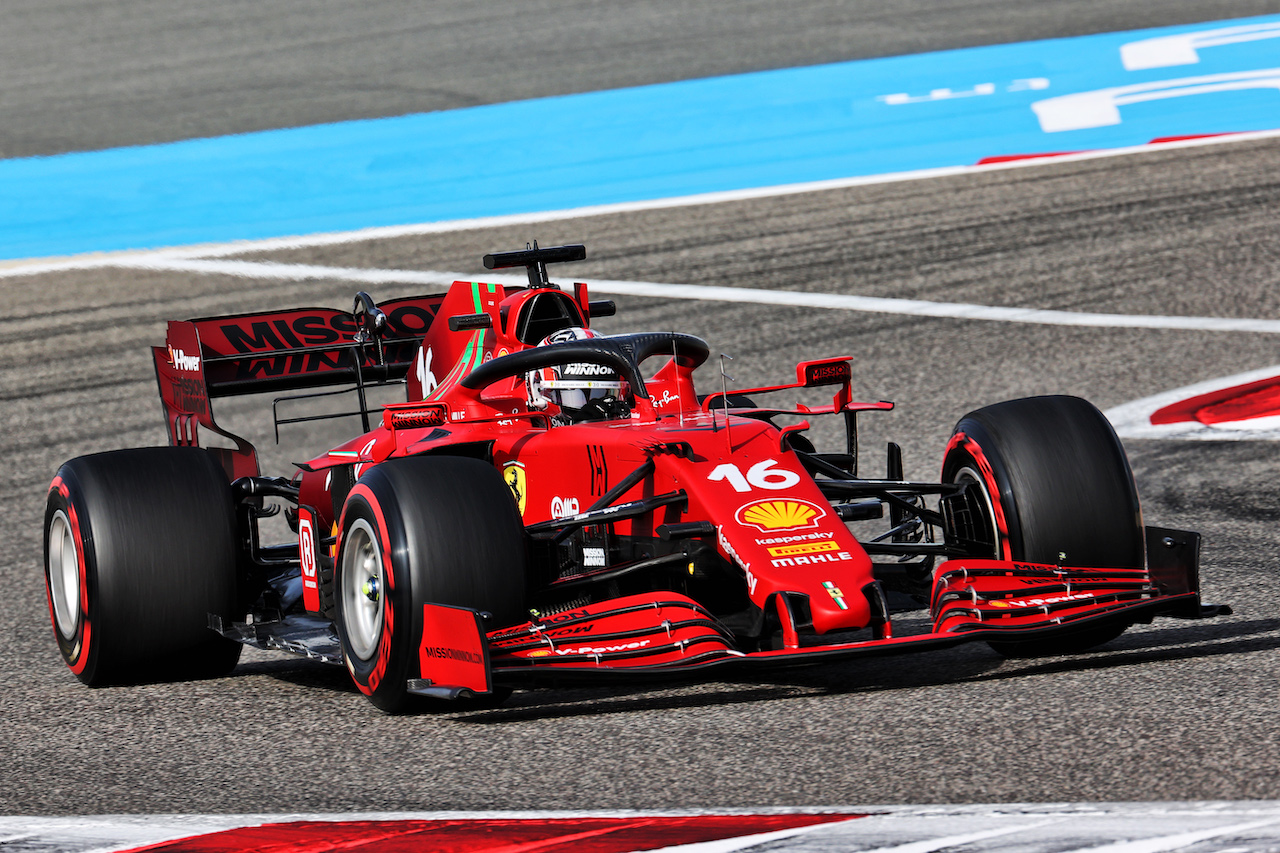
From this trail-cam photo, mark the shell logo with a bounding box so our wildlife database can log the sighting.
[735,499,827,532]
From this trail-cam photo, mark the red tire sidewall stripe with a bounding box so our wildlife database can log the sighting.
[945,432,1012,561]
[47,475,93,675]
[338,482,397,697]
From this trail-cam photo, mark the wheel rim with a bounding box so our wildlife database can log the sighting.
[47,510,81,638]
[954,464,1001,560]
[340,518,385,661]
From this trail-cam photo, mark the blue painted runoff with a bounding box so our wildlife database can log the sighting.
[2,14,1279,259]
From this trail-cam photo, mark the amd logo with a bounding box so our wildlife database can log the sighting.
[551,496,581,518]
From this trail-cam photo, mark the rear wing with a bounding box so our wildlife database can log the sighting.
[170,294,443,397]
[153,293,444,478]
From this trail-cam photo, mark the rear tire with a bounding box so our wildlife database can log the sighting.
[335,456,526,713]
[44,448,242,685]
[941,396,1144,656]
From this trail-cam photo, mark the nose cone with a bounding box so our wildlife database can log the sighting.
[809,578,872,633]
[739,518,877,633]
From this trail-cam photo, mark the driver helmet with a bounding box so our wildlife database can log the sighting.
[526,327,626,416]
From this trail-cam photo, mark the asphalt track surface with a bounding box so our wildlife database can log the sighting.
[8,0,1280,158]
[4,0,1280,818]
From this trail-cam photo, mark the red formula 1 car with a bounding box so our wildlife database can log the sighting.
[44,244,1228,711]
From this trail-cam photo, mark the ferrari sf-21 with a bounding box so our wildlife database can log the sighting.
[44,244,1228,711]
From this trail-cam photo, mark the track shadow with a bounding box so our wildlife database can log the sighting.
[452,683,834,725]
[235,656,361,695]
[451,643,1005,724]
[965,617,1280,683]
[1110,617,1280,650]
[219,617,1280,718]
[452,617,1280,724]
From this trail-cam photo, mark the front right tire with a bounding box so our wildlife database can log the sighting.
[941,395,1145,656]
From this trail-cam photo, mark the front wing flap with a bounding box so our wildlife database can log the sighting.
[215,530,1227,693]
[488,593,740,670]
[931,560,1160,634]
[472,535,1226,686]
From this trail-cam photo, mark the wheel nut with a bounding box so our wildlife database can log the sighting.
[362,577,380,602]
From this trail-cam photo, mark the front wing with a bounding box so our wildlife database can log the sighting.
[440,526,1227,691]
[212,527,1228,697]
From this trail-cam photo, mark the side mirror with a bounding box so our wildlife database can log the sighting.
[352,291,388,342]
[448,313,495,332]
[588,300,617,318]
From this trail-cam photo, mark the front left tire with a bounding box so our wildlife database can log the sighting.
[334,455,527,713]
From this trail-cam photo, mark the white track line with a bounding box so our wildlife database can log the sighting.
[102,128,1280,260]
[6,807,1280,853]
[92,256,1280,335]
[857,821,1059,853]
[579,279,1280,334]
[0,251,171,278]
[119,257,459,286]
[1105,362,1280,440]
[0,129,1274,340]
[642,818,865,853]
[2,126,1279,278]
[1067,817,1280,852]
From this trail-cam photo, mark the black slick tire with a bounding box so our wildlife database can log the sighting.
[941,395,1144,656]
[334,455,526,714]
[44,447,242,685]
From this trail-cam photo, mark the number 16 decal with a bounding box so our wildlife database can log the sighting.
[708,459,801,492]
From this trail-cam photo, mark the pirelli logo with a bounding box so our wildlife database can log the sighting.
[767,540,842,558]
